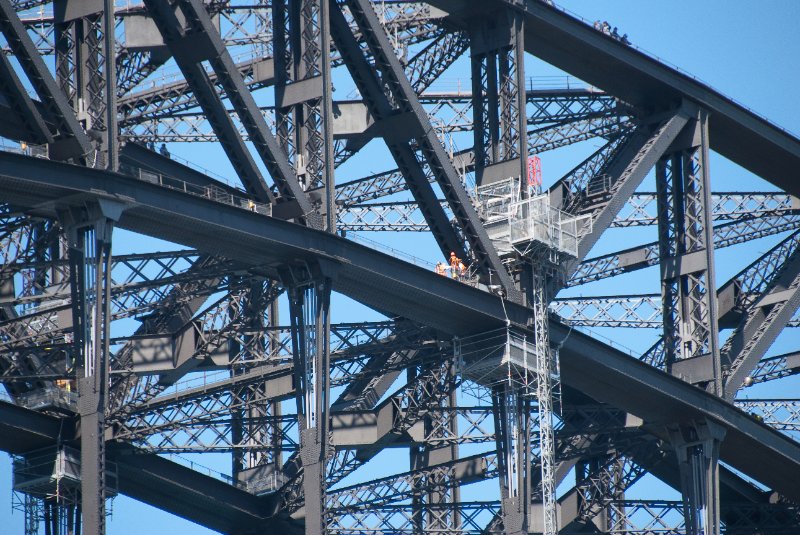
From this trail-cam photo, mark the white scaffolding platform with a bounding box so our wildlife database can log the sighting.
[12,446,118,502]
[456,327,553,389]
[477,179,591,258]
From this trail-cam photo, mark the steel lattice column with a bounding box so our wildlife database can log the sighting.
[231,281,285,487]
[668,419,726,535]
[0,1,94,162]
[469,8,527,189]
[53,0,117,169]
[409,361,460,534]
[273,0,336,228]
[492,384,532,535]
[62,200,123,535]
[37,499,81,535]
[283,263,336,535]
[575,456,605,529]
[655,112,722,394]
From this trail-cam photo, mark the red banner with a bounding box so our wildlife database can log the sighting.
[527,156,542,187]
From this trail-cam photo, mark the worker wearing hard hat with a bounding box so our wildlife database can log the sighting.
[449,252,465,280]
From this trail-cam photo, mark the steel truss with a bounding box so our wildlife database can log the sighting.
[0,2,800,535]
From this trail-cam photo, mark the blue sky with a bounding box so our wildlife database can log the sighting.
[2,1,799,533]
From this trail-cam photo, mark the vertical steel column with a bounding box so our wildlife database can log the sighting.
[269,295,284,469]
[273,0,335,228]
[469,9,527,190]
[655,112,721,394]
[64,202,121,535]
[30,221,58,295]
[285,265,334,535]
[408,365,425,535]
[319,0,336,232]
[102,0,117,171]
[492,384,531,535]
[53,0,115,168]
[252,284,285,473]
[232,281,285,486]
[668,420,726,535]
[54,11,77,115]
[273,0,296,165]
[230,282,263,479]
[409,362,460,534]
[576,456,604,526]
[230,281,246,480]
[605,454,626,532]
[490,260,558,535]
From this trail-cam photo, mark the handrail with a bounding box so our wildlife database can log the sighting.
[118,162,273,216]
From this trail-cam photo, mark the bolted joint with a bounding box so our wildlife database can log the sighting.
[501,497,525,535]
[278,258,341,290]
[300,427,324,467]
[57,198,127,243]
[667,418,726,463]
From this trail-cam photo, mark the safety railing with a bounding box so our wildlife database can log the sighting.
[507,195,591,257]
[119,162,272,216]
[163,454,237,486]
[16,386,77,412]
[348,232,436,270]
[586,173,613,197]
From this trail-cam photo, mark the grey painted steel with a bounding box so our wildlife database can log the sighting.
[553,324,800,504]
[2,2,800,533]
[0,51,54,145]
[0,149,528,334]
[327,1,471,279]
[749,350,800,384]
[65,215,115,535]
[574,112,689,263]
[2,154,800,506]
[656,114,722,394]
[285,271,333,535]
[0,399,66,454]
[332,0,517,295]
[570,215,800,287]
[119,142,244,196]
[0,400,298,534]
[160,0,315,221]
[668,420,725,535]
[431,0,800,197]
[141,0,274,204]
[103,0,117,171]
[0,0,93,160]
[722,250,800,399]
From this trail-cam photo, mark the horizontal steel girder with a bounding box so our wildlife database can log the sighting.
[2,152,800,504]
[0,400,300,533]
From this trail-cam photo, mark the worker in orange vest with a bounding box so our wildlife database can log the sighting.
[449,252,464,279]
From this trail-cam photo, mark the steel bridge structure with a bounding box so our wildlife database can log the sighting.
[0,1,799,534]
